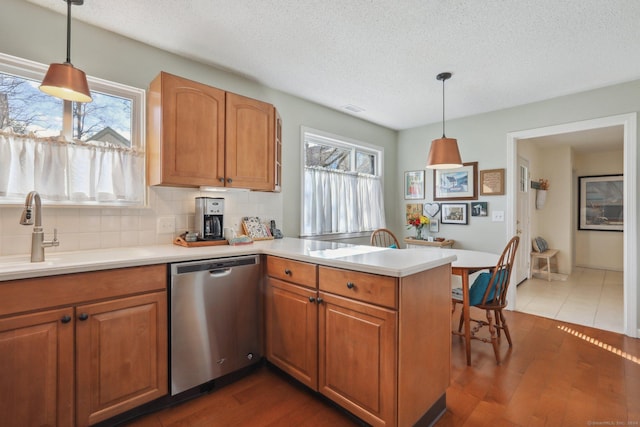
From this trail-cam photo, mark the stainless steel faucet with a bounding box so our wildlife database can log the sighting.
[19,191,59,262]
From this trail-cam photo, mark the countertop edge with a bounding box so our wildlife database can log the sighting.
[0,238,456,281]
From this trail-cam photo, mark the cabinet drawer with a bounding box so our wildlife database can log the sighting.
[266,256,317,288]
[318,267,397,309]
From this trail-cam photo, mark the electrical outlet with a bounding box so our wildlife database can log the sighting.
[157,216,175,234]
[492,210,505,222]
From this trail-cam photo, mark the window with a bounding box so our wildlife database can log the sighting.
[0,52,145,205]
[301,127,385,237]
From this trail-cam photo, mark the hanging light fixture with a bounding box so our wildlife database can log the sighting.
[39,0,92,103]
[426,72,461,169]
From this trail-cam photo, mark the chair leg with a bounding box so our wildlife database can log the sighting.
[499,310,513,347]
[485,309,501,365]
[458,309,465,333]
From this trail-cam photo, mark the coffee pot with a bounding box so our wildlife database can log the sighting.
[195,197,224,240]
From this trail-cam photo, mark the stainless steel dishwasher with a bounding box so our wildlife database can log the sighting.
[170,255,261,395]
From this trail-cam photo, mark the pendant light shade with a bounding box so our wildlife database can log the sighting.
[39,0,92,103]
[426,72,461,169]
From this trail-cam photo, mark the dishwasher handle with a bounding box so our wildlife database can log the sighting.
[209,268,232,277]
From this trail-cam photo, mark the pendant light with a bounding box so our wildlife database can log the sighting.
[426,72,461,169]
[39,0,92,103]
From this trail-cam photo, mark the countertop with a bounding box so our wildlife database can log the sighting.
[0,237,457,282]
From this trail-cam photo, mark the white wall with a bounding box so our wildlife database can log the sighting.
[574,150,624,270]
[0,0,398,256]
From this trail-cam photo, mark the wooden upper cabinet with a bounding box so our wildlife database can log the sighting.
[147,71,225,187]
[147,72,280,191]
[225,92,275,191]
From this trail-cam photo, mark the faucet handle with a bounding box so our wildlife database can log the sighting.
[52,228,60,247]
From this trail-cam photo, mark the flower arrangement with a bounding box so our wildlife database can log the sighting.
[538,179,550,190]
[407,214,430,239]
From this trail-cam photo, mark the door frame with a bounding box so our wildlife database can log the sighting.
[505,113,637,338]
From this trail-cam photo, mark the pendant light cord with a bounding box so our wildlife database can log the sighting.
[441,77,446,138]
[65,0,72,64]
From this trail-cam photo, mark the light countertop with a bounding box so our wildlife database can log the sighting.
[0,237,457,282]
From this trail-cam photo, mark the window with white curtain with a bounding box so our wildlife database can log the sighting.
[0,53,145,206]
[301,127,385,237]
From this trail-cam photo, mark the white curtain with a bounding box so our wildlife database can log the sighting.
[303,167,385,235]
[0,129,144,203]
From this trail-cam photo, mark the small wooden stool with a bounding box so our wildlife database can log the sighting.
[530,249,559,281]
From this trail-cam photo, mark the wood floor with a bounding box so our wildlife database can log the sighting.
[124,310,640,426]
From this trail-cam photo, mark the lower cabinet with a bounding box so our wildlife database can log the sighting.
[265,255,451,427]
[0,265,168,427]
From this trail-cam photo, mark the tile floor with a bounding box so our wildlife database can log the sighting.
[515,267,624,333]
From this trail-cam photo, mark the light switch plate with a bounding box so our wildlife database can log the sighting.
[492,210,505,222]
[157,216,175,234]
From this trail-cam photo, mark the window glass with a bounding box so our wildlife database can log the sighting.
[301,127,385,237]
[0,52,145,206]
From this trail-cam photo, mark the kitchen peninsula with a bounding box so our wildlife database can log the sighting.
[0,238,455,427]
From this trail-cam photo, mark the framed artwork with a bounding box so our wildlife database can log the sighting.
[423,202,440,218]
[405,203,422,222]
[429,218,439,233]
[404,170,425,199]
[433,162,478,201]
[471,202,488,217]
[480,168,505,195]
[578,175,623,232]
[441,203,468,224]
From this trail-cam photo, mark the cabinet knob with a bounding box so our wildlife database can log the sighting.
[78,313,89,321]
[284,269,292,275]
[218,177,225,183]
[317,297,324,304]
[308,296,316,303]
[60,315,72,324]
[227,178,233,183]
[346,282,355,289]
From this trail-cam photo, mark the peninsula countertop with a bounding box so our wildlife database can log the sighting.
[0,237,457,281]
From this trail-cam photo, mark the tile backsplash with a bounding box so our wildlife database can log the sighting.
[0,187,283,257]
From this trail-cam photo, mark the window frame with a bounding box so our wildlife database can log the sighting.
[0,52,146,207]
[300,126,385,239]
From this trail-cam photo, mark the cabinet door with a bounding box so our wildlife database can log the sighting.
[0,308,74,427]
[75,292,168,426]
[148,72,225,187]
[265,277,318,390]
[225,92,275,191]
[318,292,397,427]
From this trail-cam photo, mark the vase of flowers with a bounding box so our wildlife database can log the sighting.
[536,179,550,209]
[407,214,430,239]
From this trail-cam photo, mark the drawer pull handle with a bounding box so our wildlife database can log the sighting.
[308,296,316,303]
[61,315,72,324]
[284,269,292,275]
[78,313,89,321]
[346,282,355,289]
[317,297,324,304]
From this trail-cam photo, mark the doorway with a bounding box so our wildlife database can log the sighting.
[505,113,637,338]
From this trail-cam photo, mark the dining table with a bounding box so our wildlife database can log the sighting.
[412,247,499,365]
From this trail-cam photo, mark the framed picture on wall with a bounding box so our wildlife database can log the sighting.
[433,162,478,201]
[479,168,505,195]
[441,203,468,224]
[578,175,623,231]
[404,170,425,199]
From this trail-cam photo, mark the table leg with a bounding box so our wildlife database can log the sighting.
[462,271,471,366]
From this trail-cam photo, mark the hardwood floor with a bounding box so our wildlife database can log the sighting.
[124,310,640,426]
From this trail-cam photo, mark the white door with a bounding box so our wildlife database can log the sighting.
[515,157,530,284]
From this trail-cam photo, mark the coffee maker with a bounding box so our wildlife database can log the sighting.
[195,197,224,240]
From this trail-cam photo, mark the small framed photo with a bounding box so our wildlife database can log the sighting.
[441,203,468,224]
[471,202,488,217]
[429,218,439,233]
[480,168,505,195]
[404,170,425,199]
[433,162,478,201]
[405,203,423,222]
[578,175,623,231]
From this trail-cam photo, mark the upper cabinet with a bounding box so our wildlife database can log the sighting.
[147,72,280,191]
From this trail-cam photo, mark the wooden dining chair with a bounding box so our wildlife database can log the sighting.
[452,236,519,364]
[370,228,401,248]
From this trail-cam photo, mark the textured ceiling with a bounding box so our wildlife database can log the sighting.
[27,0,640,130]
